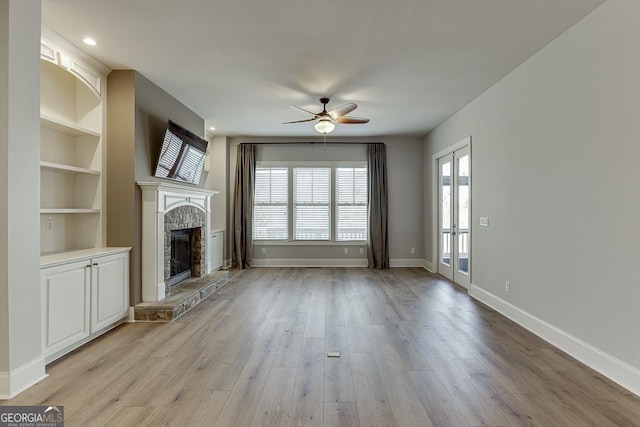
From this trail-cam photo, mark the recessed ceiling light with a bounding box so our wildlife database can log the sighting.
[209,126,215,131]
[83,38,97,46]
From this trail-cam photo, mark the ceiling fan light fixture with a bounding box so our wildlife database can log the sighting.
[315,119,335,134]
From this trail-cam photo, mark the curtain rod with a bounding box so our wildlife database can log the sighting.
[239,141,384,145]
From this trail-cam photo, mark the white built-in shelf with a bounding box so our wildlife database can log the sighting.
[40,208,100,214]
[40,29,107,256]
[40,161,100,175]
[40,115,101,138]
[41,247,130,268]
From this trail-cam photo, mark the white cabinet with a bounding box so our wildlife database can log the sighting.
[90,252,130,333]
[209,230,224,271]
[40,27,110,255]
[41,260,91,357]
[41,248,130,363]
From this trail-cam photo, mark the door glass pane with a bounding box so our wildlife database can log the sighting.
[440,161,451,266]
[457,154,469,274]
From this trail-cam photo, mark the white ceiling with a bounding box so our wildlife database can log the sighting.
[42,0,605,138]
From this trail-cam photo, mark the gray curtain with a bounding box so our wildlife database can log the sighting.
[232,144,255,269]
[367,143,389,268]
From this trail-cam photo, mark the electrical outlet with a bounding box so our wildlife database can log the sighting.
[410,247,415,254]
[359,248,364,255]
[505,280,510,293]
[344,248,349,255]
[261,248,266,255]
[45,219,54,232]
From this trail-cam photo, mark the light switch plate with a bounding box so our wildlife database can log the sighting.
[480,216,489,227]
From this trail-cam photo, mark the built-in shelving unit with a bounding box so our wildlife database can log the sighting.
[38,28,130,366]
[40,28,109,257]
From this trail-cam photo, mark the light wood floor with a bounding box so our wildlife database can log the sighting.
[3,268,640,426]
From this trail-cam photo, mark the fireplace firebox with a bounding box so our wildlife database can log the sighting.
[169,229,194,286]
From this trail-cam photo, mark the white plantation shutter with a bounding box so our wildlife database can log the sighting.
[293,167,331,240]
[253,163,367,242]
[253,167,288,240]
[336,167,367,240]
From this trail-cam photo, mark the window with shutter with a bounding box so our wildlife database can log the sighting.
[293,167,331,240]
[335,167,367,241]
[253,163,367,242]
[253,167,289,240]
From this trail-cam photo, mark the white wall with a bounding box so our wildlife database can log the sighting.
[207,135,229,231]
[227,136,424,265]
[206,135,229,264]
[0,0,45,398]
[424,0,640,393]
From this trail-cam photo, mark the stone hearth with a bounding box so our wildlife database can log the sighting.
[134,270,228,321]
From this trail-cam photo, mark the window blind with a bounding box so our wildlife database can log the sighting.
[253,167,289,240]
[335,167,367,241]
[293,167,331,240]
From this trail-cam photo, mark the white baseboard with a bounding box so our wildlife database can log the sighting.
[0,357,47,399]
[423,259,435,272]
[251,258,368,267]
[389,259,424,267]
[469,283,640,397]
[251,258,426,268]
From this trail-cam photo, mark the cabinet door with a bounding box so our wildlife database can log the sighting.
[91,252,129,333]
[209,231,223,271]
[41,260,91,356]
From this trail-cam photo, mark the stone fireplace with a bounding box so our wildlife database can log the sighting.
[138,182,218,302]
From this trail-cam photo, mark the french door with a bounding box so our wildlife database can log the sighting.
[438,146,471,288]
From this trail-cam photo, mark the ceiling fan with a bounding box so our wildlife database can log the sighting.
[283,97,369,134]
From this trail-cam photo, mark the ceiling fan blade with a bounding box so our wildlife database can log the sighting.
[290,105,319,117]
[336,116,370,124]
[328,103,357,119]
[282,118,317,124]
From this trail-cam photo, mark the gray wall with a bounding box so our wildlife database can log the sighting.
[424,0,640,379]
[107,71,205,304]
[226,135,423,264]
[133,73,205,183]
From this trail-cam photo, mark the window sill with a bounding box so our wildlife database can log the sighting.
[253,240,366,246]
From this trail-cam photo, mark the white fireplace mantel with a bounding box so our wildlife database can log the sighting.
[138,181,219,302]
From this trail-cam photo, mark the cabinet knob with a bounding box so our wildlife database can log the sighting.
[86,265,92,268]
[92,262,98,266]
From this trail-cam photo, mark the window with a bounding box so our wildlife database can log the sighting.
[336,167,367,240]
[253,163,367,242]
[253,167,288,240]
[294,167,331,240]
